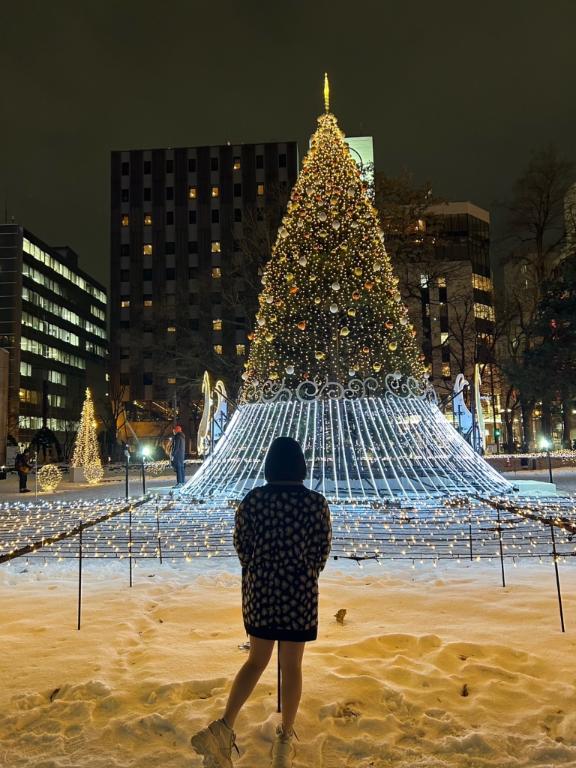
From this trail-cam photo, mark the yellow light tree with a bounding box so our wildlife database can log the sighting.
[243,75,424,389]
[72,388,104,484]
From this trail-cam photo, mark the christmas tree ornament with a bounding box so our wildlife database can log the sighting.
[332,220,341,230]
[315,351,326,360]
[347,308,356,317]
[297,321,307,330]
[330,304,339,313]
[298,256,307,266]
[354,267,363,276]
[285,365,295,375]
[314,297,321,304]
[331,282,341,291]
[352,290,361,301]
[340,326,350,337]
[388,341,398,351]
[385,321,394,330]
[373,363,382,372]
[318,211,328,222]
[289,286,299,295]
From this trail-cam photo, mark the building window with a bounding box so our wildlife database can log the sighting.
[210,157,219,171]
[236,344,246,356]
[143,268,153,280]
[20,361,32,377]
[143,188,151,201]
[121,161,129,175]
[213,345,223,355]
[143,244,153,255]
[167,377,176,384]
[121,299,130,308]
[121,189,129,202]
[166,267,176,280]
[211,186,219,198]
[121,215,129,227]
[189,241,198,253]
[233,157,241,170]
[279,153,287,168]
[120,269,129,281]
[189,318,199,330]
[212,267,222,279]
[165,242,175,254]
[189,210,197,224]
[234,208,242,223]
[474,303,495,322]
[472,274,493,292]
[256,155,264,169]
[144,214,153,226]
[48,370,67,385]
[188,158,196,172]
[167,326,176,333]
[188,267,198,278]
[257,183,265,196]
[420,274,429,288]
[211,209,220,224]
[164,211,173,225]
[440,332,449,345]
[19,388,40,404]
[166,159,174,173]
[144,299,153,307]
[166,187,174,201]
[143,373,153,386]
[211,241,221,253]
[143,160,151,174]
[441,363,451,378]
[188,186,197,199]
[121,244,130,257]
[437,276,447,288]
[213,318,222,331]
[234,183,242,197]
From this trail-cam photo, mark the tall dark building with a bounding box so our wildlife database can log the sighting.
[0,224,107,462]
[110,141,298,446]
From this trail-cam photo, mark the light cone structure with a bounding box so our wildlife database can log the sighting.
[182,88,513,503]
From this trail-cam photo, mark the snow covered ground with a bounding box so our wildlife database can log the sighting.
[1,557,576,767]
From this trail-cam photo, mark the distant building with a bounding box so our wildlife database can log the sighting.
[345,136,374,188]
[109,141,298,449]
[395,202,499,447]
[0,224,107,462]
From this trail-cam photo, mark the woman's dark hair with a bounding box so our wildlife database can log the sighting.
[264,437,307,483]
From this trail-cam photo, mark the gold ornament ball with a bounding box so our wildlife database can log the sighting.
[318,211,328,222]
[297,321,307,331]
[265,332,274,342]
[385,320,394,330]
[289,286,299,295]
[314,297,321,305]
[373,363,382,372]
[331,282,340,292]
[354,267,363,277]
[315,351,326,361]
[38,464,63,493]
[362,346,370,354]
[286,272,294,283]
[339,326,350,337]
[347,308,356,317]
[352,290,361,301]
[388,341,398,352]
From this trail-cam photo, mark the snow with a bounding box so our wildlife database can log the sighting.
[1,557,576,767]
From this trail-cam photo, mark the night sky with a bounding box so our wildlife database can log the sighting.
[1,1,575,287]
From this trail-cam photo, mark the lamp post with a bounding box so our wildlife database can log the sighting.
[123,444,130,499]
[539,437,553,484]
[141,446,151,495]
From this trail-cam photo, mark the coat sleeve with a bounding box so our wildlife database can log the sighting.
[308,498,332,573]
[233,495,253,567]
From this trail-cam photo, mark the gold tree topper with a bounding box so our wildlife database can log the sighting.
[324,72,330,113]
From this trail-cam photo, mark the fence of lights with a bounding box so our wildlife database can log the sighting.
[1,493,575,567]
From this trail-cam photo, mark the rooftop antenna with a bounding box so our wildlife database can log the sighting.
[324,72,330,113]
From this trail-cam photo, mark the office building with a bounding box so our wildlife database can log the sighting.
[0,224,107,462]
[110,141,298,445]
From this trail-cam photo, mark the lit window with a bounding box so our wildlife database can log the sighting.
[20,361,32,377]
[440,332,449,345]
[211,186,220,198]
[19,388,40,404]
[472,274,493,292]
[474,303,495,322]
[144,299,153,307]
[212,267,222,279]
[211,241,221,253]
[121,215,129,227]
[257,183,265,196]
[167,377,176,384]
[144,214,152,226]
[437,276,447,288]
[416,219,426,232]
[441,363,451,378]
[420,274,429,288]
[143,244,153,255]
[188,186,197,199]
[236,344,246,356]
[233,158,241,170]
[214,345,223,355]
[121,300,130,308]
[213,319,223,331]
[167,326,176,333]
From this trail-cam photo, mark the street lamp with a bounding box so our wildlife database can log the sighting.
[141,446,151,494]
[123,443,130,499]
[539,437,553,484]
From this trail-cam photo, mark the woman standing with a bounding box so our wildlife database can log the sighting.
[192,436,332,768]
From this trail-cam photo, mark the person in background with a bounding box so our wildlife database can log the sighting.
[15,448,32,493]
[191,436,332,768]
[170,425,186,487]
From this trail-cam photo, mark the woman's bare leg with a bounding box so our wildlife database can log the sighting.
[223,636,275,728]
[278,641,305,733]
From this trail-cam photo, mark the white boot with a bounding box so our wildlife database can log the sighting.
[271,724,296,768]
[191,718,238,767]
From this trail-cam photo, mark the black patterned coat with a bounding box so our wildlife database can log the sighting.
[233,483,332,642]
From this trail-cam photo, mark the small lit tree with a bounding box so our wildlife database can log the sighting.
[71,388,104,484]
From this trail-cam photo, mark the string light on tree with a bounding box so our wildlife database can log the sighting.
[71,388,104,485]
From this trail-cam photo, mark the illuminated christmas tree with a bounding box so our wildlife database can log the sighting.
[243,74,424,389]
[72,388,104,484]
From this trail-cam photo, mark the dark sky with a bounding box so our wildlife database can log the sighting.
[1,0,575,287]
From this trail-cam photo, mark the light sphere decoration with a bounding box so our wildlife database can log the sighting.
[84,464,105,485]
[38,464,63,493]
